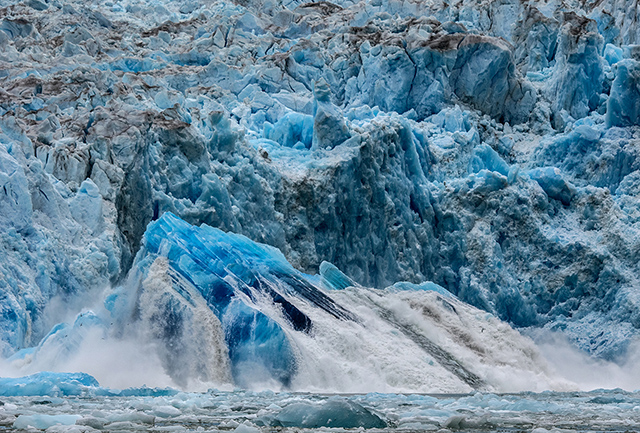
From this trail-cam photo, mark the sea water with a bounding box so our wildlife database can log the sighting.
[1,389,639,432]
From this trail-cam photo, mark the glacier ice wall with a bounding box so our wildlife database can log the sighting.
[1,0,640,374]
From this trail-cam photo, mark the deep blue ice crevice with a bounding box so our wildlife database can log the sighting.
[264,112,313,149]
[512,5,559,75]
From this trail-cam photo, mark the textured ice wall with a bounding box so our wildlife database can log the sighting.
[1,0,640,364]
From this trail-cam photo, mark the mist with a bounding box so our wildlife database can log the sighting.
[0,324,177,390]
[531,330,640,392]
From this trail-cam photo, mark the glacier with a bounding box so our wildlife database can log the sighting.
[1,0,640,395]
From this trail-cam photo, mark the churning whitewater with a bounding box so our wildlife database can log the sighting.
[2,212,565,393]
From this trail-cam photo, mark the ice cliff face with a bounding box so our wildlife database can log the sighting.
[1,0,640,380]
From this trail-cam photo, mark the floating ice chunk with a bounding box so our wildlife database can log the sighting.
[13,414,82,430]
[234,422,261,433]
[152,405,181,418]
[273,400,386,428]
[103,411,155,425]
[0,372,99,397]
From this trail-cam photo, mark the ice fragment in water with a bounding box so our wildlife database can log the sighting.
[0,372,99,397]
[273,400,386,428]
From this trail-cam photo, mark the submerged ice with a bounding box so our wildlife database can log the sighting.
[1,0,640,393]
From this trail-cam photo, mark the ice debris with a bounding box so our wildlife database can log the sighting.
[13,414,82,430]
[2,389,640,432]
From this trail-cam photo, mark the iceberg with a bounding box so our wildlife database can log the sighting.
[13,414,82,430]
[129,212,358,387]
[272,399,386,428]
[0,372,99,397]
